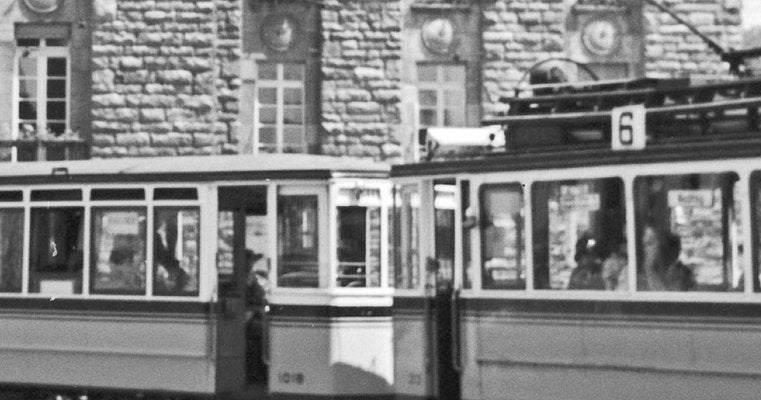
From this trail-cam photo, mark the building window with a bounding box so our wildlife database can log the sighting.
[15,38,69,138]
[255,62,305,153]
[417,64,466,128]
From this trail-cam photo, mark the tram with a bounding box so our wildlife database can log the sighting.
[391,77,761,400]
[0,154,393,400]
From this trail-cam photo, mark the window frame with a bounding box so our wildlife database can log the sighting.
[631,171,744,293]
[0,185,211,300]
[391,181,423,292]
[152,206,202,297]
[13,38,71,142]
[0,207,25,293]
[445,162,757,300]
[28,205,85,295]
[275,185,327,289]
[89,206,148,296]
[478,182,526,290]
[416,63,467,128]
[530,177,627,292]
[333,183,387,289]
[254,62,306,154]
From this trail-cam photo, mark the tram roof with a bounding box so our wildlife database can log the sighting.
[392,136,761,178]
[0,154,390,184]
[401,76,761,177]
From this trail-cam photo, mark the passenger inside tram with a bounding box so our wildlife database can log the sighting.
[567,234,604,290]
[639,224,695,291]
[245,249,268,384]
[153,218,188,294]
[602,241,628,291]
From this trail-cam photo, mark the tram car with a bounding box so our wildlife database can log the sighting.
[0,154,393,400]
[391,76,761,400]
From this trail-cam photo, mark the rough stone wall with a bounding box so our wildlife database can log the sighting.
[482,0,567,116]
[644,0,743,78]
[320,0,403,161]
[90,0,240,158]
[482,0,743,118]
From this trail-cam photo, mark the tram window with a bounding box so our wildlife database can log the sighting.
[532,178,626,290]
[277,196,319,288]
[153,188,198,200]
[217,210,235,285]
[392,185,420,289]
[0,210,23,292]
[751,171,761,292]
[481,184,525,289]
[153,208,200,296]
[461,180,473,289]
[634,173,741,292]
[29,207,84,294]
[0,191,22,202]
[90,208,146,295]
[91,188,145,201]
[434,181,456,289]
[336,206,381,287]
[31,189,82,202]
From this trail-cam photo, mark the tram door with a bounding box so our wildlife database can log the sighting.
[430,179,461,400]
[217,186,270,392]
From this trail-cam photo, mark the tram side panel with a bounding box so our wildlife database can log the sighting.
[214,297,247,394]
[0,308,218,395]
[392,299,435,400]
[269,313,394,398]
[461,301,761,400]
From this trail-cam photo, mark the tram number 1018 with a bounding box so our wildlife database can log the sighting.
[277,372,305,385]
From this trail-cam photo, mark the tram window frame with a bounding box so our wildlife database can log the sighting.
[277,194,320,288]
[336,206,382,288]
[0,191,23,202]
[0,208,24,293]
[461,180,473,289]
[28,206,85,295]
[392,184,421,290]
[334,185,384,289]
[152,207,201,297]
[634,172,742,292]
[89,207,147,295]
[31,189,82,202]
[479,183,526,290]
[153,187,198,201]
[751,170,761,293]
[531,177,626,291]
[91,188,145,201]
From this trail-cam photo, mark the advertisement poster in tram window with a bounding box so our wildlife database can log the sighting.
[668,189,724,286]
[549,185,600,289]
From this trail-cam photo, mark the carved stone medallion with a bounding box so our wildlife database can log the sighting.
[23,0,62,14]
[581,18,620,57]
[261,13,297,53]
[421,17,455,55]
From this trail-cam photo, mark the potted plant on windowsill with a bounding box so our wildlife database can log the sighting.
[13,125,86,161]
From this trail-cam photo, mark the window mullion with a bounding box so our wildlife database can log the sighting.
[37,52,47,136]
[276,64,284,153]
[436,66,445,126]
[65,53,70,133]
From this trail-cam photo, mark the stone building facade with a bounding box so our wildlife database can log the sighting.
[0,0,744,162]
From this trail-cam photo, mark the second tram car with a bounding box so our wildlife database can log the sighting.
[0,154,393,400]
[391,77,761,400]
